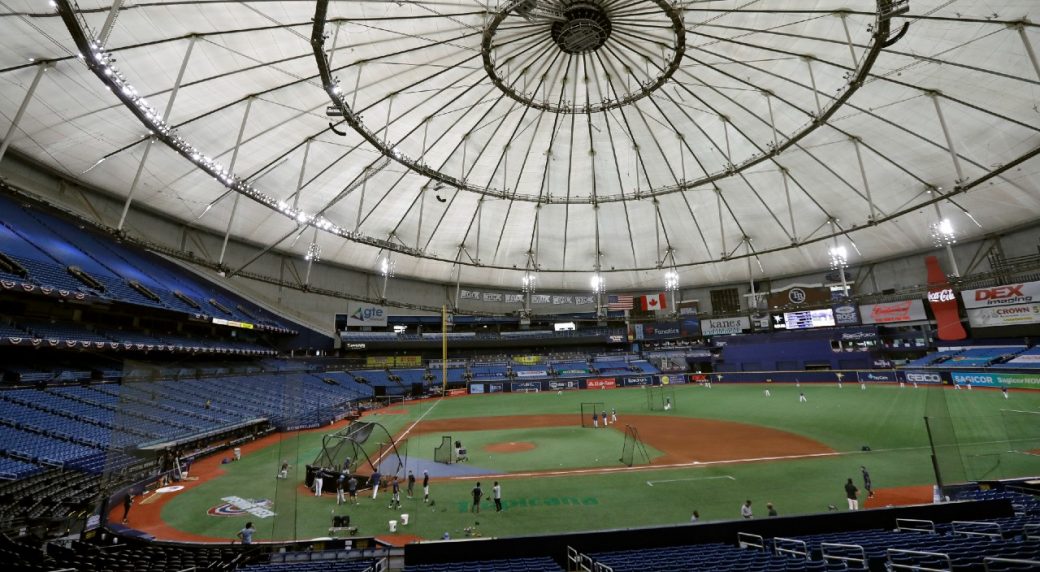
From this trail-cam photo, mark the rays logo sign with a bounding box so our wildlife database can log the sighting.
[207,496,276,519]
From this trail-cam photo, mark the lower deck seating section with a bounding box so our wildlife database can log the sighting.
[585,510,1040,572]
[0,371,373,472]
[44,539,242,572]
[0,456,42,480]
[239,559,381,572]
[403,556,564,572]
[944,347,1026,367]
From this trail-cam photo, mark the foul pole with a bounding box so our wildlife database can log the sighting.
[441,304,448,395]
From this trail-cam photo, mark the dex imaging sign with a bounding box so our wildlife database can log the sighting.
[346,302,388,327]
[963,281,1040,309]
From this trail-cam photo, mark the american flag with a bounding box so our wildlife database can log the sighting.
[606,294,634,310]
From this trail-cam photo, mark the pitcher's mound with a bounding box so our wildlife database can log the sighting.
[484,441,536,453]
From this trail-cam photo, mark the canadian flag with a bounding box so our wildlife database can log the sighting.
[640,292,668,311]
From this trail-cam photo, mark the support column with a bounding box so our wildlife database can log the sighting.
[0,63,49,169]
[218,97,255,266]
[839,13,860,68]
[292,138,313,211]
[117,36,196,230]
[851,137,876,222]
[1017,24,1040,81]
[745,238,757,312]
[804,57,823,117]
[930,93,965,182]
[98,0,125,45]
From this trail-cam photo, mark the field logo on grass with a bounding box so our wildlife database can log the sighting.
[208,496,276,519]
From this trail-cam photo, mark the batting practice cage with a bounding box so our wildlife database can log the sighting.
[311,421,404,479]
[92,359,367,542]
[647,385,676,411]
[923,384,1040,497]
[580,402,605,427]
[619,425,652,467]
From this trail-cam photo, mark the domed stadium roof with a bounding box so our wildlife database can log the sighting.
[1,1,1038,291]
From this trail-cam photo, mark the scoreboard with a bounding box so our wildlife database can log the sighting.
[783,308,836,330]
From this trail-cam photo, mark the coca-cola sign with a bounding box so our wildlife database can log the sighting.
[927,288,955,303]
[925,255,966,341]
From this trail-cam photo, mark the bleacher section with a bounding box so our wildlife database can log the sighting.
[1006,346,1040,369]
[907,347,1029,369]
[0,193,298,334]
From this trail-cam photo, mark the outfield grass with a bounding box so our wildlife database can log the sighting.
[159,384,1040,542]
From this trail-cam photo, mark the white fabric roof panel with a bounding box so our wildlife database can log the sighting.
[0,0,1037,291]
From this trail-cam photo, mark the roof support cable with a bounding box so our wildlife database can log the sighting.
[117,35,195,231]
[0,62,48,171]
[218,96,255,267]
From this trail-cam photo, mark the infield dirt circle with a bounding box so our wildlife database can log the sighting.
[411,414,833,464]
[484,441,537,453]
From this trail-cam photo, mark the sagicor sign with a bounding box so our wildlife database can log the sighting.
[346,302,388,327]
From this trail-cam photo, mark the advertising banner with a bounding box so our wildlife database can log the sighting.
[511,381,543,392]
[688,374,710,383]
[623,376,653,386]
[346,302,388,327]
[859,299,927,324]
[516,370,548,378]
[488,383,504,393]
[469,384,485,394]
[639,322,683,340]
[702,316,751,336]
[548,380,581,391]
[514,355,544,365]
[832,303,861,326]
[482,292,503,302]
[586,378,617,390]
[448,388,468,397]
[902,370,944,385]
[857,371,897,383]
[840,328,878,341]
[962,281,1040,309]
[925,255,966,341]
[365,356,394,368]
[657,374,686,385]
[394,356,422,367]
[951,371,1040,389]
[967,303,1040,328]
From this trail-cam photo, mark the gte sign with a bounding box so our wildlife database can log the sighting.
[345,302,388,327]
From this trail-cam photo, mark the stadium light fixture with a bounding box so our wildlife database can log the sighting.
[828,245,848,270]
[590,273,605,295]
[930,218,956,247]
[663,269,679,292]
[521,271,536,294]
[304,241,321,262]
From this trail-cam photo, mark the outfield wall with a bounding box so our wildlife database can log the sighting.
[463,370,954,393]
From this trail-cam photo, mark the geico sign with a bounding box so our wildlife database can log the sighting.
[975,285,1031,306]
[906,372,941,383]
[928,288,956,303]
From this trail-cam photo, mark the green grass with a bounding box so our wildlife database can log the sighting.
[159,384,1040,542]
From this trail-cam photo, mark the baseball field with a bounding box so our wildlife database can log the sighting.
[117,383,1040,544]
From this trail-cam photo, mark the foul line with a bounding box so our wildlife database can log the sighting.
[372,397,443,468]
[646,476,735,487]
